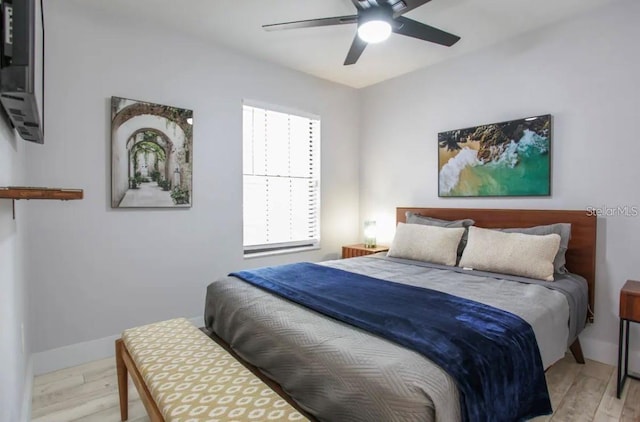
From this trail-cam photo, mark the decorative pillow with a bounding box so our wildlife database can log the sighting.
[458,226,561,281]
[405,212,475,256]
[498,223,571,274]
[388,222,465,266]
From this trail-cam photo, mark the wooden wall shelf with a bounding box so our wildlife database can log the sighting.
[0,187,83,200]
[1,187,83,219]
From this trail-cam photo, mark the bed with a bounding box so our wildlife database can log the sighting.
[204,207,597,422]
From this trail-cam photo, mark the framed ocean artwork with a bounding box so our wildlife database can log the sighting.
[438,114,551,197]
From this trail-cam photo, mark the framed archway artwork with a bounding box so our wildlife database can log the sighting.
[111,96,193,208]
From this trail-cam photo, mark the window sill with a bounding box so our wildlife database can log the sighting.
[243,245,320,259]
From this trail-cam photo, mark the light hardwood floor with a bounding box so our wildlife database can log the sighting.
[31,353,640,422]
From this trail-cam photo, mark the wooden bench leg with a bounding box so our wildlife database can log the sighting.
[116,339,129,421]
[116,337,165,422]
[569,337,585,364]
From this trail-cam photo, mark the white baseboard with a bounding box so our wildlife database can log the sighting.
[33,316,202,375]
[20,356,33,422]
[581,336,640,372]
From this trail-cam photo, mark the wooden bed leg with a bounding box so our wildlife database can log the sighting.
[116,339,129,421]
[570,337,585,364]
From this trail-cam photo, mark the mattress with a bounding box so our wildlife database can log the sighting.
[204,255,587,422]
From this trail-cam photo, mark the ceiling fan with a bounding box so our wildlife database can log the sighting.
[263,0,460,65]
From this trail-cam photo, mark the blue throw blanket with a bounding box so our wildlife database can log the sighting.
[231,262,552,421]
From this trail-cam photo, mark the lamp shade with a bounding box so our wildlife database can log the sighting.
[364,220,377,248]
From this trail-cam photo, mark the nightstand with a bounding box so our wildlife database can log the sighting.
[342,244,389,259]
[617,279,640,398]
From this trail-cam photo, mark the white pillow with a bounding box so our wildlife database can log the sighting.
[458,226,561,281]
[388,223,465,266]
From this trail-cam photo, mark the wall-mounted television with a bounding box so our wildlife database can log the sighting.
[0,0,44,143]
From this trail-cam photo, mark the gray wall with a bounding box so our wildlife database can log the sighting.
[18,0,639,377]
[359,0,640,365]
[0,118,29,418]
[25,2,360,359]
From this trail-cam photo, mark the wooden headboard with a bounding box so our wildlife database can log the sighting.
[397,207,597,321]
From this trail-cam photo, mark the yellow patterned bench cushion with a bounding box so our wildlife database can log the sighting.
[122,318,308,422]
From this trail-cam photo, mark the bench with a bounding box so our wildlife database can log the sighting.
[115,318,309,421]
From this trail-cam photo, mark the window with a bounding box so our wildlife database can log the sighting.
[242,102,320,255]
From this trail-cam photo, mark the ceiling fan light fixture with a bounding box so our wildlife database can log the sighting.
[357,20,392,43]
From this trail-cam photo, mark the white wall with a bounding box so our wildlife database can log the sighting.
[25,0,638,375]
[359,0,640,366]
[26,1,360,371]
[0,120,30,419]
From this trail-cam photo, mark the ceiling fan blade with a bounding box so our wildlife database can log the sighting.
[393,16,460,46]
[391,0,432,17]
[352,0,378,9]
[263,15,357,31]
[344,34,367,65]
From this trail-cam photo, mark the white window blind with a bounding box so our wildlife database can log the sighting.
[243,103,320,254]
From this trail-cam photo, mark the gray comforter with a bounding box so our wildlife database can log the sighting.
[204,255,587,422]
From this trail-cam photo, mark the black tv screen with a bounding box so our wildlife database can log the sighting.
[0,0,44,143]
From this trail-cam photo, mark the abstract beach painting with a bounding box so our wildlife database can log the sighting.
[438,115,551,197]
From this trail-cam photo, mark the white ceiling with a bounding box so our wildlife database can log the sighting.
[69,0,620,88]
